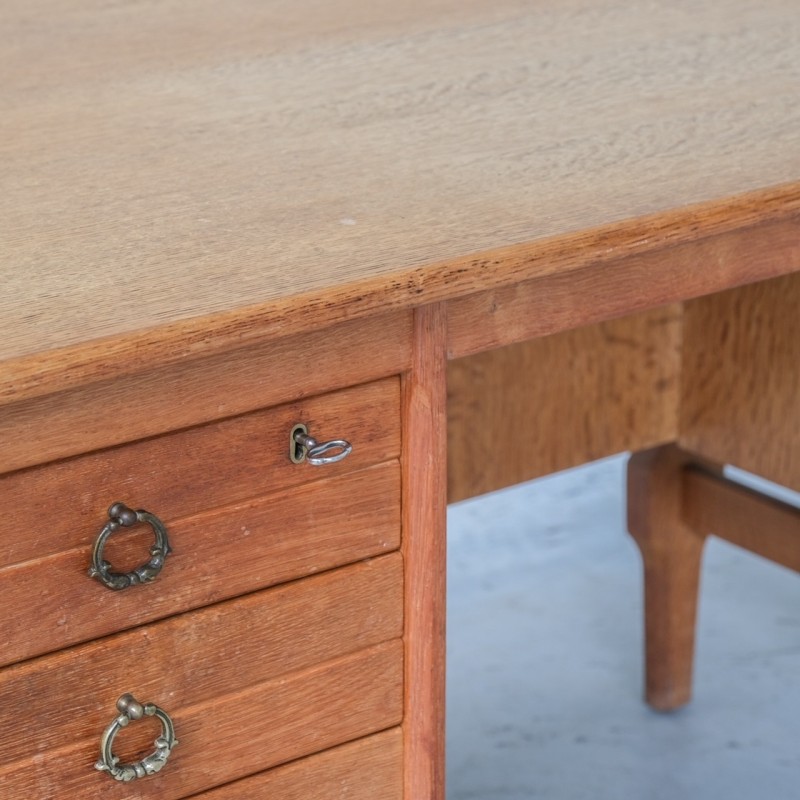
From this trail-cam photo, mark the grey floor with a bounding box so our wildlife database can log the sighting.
[446,455,800,800]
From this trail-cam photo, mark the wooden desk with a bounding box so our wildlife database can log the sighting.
[1,1,798,797]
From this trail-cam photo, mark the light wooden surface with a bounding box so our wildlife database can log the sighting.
[448,307,681,502]
[0,555,402,767]
[3,4,800,797]
[402,304,448,799]
[196,729,403,800]
[2,0,800,403]
[680,273,800,491]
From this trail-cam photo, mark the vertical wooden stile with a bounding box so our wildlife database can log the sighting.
[402,303,448,799]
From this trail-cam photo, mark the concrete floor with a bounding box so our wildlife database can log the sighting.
[446,455,800,799]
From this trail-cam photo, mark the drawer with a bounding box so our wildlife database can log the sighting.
[193,728,402,800]
[0,460,400,665]
[0,555,403,798]
[0,376,400,566]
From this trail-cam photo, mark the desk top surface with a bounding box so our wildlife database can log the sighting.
[2,0,799,401]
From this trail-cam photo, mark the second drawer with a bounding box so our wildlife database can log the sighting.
[0,460,400,665]
[0,553,403,797]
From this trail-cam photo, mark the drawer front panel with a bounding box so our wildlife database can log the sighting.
[195,728,403,800]
[0,462,400,666]
[2,642,402,799]
[0,556,403,795]
[0,376,399,566]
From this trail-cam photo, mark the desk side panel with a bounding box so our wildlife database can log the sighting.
[448,307,682,502]
[679,273,800,491]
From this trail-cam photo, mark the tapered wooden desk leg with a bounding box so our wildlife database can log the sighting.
[627,445,710,712]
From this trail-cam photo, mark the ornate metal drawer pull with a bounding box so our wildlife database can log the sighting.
[290,423,352,465]
[95,694,178,782]
[88,503,172,591]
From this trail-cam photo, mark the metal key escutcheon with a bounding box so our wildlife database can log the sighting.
[290,423,352,465]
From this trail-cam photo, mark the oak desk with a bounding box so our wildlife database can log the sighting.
[1,1,798,797]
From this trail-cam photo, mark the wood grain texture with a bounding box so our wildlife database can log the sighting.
[448,307,681,502]
[402,303,448,800]
[448,215,800,358]
[0,313,409,475]
[627,446,710,711]
[0,462,400,666]
[680,273,800,491]
[683,468,800,573]
[2,0,800,403]
[0,555,402,769]
[194,729,403,800]
[0,377,399,564]
[0,640,403,799]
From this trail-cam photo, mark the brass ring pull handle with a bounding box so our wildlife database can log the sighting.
[95,694,178,782]
[88,503,172,591]
[290,423,353,465]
